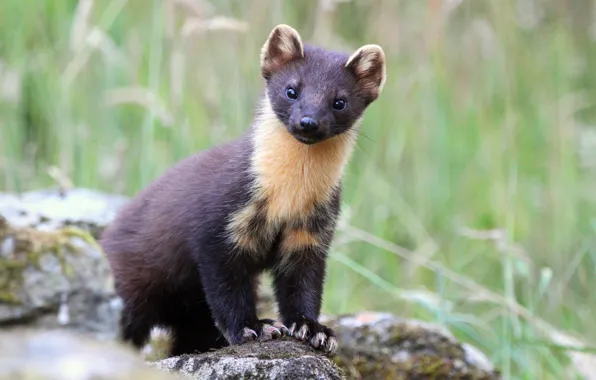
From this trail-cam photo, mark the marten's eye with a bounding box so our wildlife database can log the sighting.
[286,87,298,100]
[333,98,346,110]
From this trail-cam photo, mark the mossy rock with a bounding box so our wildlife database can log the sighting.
[324,312,501,379]
[0,214,120,338]
[150,338,345,380]
[144,299,500,379]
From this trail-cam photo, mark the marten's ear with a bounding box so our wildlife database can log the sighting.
[260,24,304,80]
[345,44,387,102]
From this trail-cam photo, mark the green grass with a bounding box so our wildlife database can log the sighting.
[1,0,596,378]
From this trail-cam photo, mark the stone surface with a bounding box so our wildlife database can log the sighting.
[323,312,501,379]
[144,311,501,379]
[150,338,345,380]
[0,188,502,379]
[0,328,181,380]
[0,187,129,239]
[0,189,124,339]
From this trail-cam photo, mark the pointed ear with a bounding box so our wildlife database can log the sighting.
[345,44,387,102]
[260,24,304,80]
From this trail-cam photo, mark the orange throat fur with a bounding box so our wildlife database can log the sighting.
[251,98,358,222]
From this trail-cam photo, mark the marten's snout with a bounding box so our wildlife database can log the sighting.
[298,117,319,133]
[289,114,328,145]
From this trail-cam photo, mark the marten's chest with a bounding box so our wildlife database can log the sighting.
[226,110,355,258]
[226,191,324,258]
[225,141,345,258]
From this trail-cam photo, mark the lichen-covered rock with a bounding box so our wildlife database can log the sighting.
[323,312,501,379]
[0,328,181,380]
[143,297,500,379]
[150,338,345,379]
[0,188,129,239]
[0,214,121,339]
[0,188,500,379]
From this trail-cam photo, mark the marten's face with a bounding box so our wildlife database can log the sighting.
[260,25,386,145]
[265,48,367,145]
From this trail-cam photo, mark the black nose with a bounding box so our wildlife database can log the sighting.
[299,117,319,133]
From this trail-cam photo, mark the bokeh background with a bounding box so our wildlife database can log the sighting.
[1,0,595,378]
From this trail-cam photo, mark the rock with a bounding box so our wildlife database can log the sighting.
[140,287,500,379]
[323,312,501,379]
[0,210,121,339]
[150,338,345,380]
[0,188,501,379]
[0,327,181,380]
[144,311,500,379]
[0,188,129,240]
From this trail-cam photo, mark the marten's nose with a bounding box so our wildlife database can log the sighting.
[299,117,319,133]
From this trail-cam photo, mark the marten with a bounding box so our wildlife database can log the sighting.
[99,24,386,357]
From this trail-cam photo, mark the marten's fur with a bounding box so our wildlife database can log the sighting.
[100,24,386,357]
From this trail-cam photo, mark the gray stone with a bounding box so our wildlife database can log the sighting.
[0,187,129,239]
[144,311,502,379]
[0,188,123,339]
[150,338,345,380]
[323,312,501,379]
[0,188,501,379]
[0,328,181,380]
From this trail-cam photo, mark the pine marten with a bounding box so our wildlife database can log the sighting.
[100,24,386,357]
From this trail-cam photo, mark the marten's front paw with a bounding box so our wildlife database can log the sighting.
[240,319,289,342]
[285,316,338,355]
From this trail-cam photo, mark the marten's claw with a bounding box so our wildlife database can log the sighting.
[242,327,258,341]
[310,332,326,348]
[325,336,339,355]
[262,324,282,339]
[285,316,338,356]
[259,318,289,338]
[238,319,287,343]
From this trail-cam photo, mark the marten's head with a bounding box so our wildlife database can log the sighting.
[260,24,386,145]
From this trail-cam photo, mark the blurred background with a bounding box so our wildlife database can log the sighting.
[1,0,595,378]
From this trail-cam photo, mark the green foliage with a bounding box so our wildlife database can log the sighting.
[1,1,595,379]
